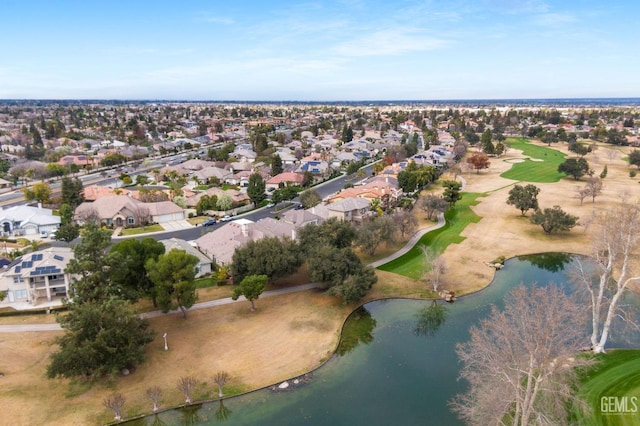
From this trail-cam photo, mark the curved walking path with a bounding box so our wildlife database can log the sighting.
[0,174,465,333]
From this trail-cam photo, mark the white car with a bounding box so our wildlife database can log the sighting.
[220,215,232,222]
[39,230,48,238]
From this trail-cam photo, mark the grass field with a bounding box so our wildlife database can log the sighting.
[119,224,164,236]
[376,192,484,279]
[500,137,567,182]
[573,350,640,426]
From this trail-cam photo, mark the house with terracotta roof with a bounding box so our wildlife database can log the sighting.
[266,172,305,190]
[0,247,73,308]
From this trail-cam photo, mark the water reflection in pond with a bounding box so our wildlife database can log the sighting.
[123,254,638,425]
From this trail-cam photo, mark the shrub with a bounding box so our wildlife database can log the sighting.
[630,170,637,178]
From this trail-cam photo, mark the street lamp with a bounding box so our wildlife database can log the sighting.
[163,332,168,351]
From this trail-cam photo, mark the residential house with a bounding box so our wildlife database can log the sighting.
[160,238,213,278]
[192,166,233,184]
[194,218,297,265]
[0,247,73,308]
[281,209,323,228]
[326,197,372,224]
[0,205,61,236]
[74,195,185,226]
[266,172,305,190]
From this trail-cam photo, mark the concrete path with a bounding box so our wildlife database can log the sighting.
[368,212,446,268]
[0,283,320,332]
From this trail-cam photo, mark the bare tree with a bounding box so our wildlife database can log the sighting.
[213,371,229,398]
[177,376,197,404]
[572,201,640,353]
[76,207,101,225]
[418,194,448,221]
[146,386,163,412]
[575,186,589,206]
[451,284,592,425]
[392,209,418,239]
[606,148,619,164]
[583,176,603,203]
[134,205,151,227]
[420,246,446,292]
[103,393,126,421]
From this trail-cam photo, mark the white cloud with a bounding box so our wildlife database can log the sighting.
[532,12,577,26]
[195,13,235,25]
[333,28,449,57]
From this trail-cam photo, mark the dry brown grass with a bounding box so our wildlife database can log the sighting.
[1,140,639,424]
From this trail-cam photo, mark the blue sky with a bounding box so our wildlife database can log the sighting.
[1,0,638,100]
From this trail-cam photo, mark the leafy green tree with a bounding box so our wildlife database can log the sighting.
[327,266,377,304]
[46,163,67,179]
[568,141,591,157]
[629,149,640,169]
[135,174,150,186]
[47,297,154,380]
[480,129,494,154]
[271,154,283,176]
[247,172,266,206]
[506,184,540,216]
[355,216,398,256]
[442,180,462,207]
[308,245,376,304]
[299,189,322,208]
[146,249,199,318]
[111,238,165,305]
[530,206,579,234]
[216,193,233,211]
[231,237,302,283]
[297,218,356,256]
[22,182,52,204]
[271,185,298,204]
[100,152,127,167]
[65,223,125,304]
[558,158,590,180]
[60,176,84,209]
[196,194,217,216]
[232,274,267,311]
[54,223,80,244]
[59,203,74,225]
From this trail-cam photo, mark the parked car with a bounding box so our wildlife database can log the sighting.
[49,229,57,239]
[39,230,48,238]
[220,215,232,222]
[266,202,275,208]
[202,218,217,227]
[294,204,304,210]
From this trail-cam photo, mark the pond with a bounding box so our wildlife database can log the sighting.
[125,253,636,425]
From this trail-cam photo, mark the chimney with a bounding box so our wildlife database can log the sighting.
[241,223,248,237]
[291,229,296,240]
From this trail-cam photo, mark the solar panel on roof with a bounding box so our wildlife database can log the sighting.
[21,261,33,268]
[31,254,43,261]
[53,255,64,261]
[15,266,21,273]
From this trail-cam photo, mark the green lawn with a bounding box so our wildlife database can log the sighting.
[119,224,164,236]
[377,192,484,279]
[572,350,640,426]
[500,137,567,182]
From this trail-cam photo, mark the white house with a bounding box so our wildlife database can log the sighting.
[0,247,73,309]
[0,205,61,236]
